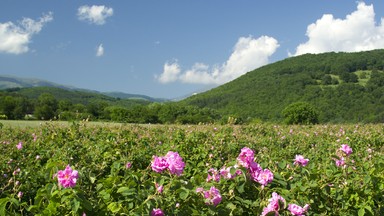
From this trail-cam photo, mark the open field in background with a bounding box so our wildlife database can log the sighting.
[0,121,383,215]
[0,120,126,129]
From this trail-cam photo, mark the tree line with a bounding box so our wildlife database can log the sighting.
[0,92,221,124]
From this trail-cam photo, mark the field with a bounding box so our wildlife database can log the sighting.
[0,121,383,215]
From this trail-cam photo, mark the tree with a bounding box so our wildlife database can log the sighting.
[34,93,58,120]
[1,96,16,119]
[282,102,319,125]
[321,75,332,85]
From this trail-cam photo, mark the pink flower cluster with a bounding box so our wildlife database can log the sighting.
[335,144,352,168]
[196,186,222,206]
[261,192,309,216]
[151,151,185,176]
[206,166,242,182]
[261,192,286,216]
[57,165,79,188]
[293,155,309,167]
[237,147,274,187]
[288,204,309,216]
[335,157,345,167]
[340,144,352,156]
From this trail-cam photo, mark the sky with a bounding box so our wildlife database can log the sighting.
[1,1,384,99]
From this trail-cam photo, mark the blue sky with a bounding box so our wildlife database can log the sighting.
[1,1,384,99]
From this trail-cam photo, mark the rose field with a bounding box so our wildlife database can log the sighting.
[0,121,383,215]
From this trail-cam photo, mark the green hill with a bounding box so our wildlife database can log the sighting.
[0,75,74,89]
[2,86,151,108]
[182,49,384,123]
[0,75,166,102]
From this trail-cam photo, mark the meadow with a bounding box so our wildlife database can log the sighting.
[0,121,383,215]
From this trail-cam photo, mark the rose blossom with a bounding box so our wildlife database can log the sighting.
[293,155,309,167]
[151,208,164,216]
[151,156,168,173]
[335,157,346,167]
[165,151,185,176]
[237,147,254,168]
[151,151,185,176]
[57,165,79,188]
[203,186,222,206]
[195,187,204,193]
[125,162,132,169]
[261,192,286,216]
[16,142,23,150]
[219,166,239,179]
[207,168,220,182]
[340,144,352,156]
[287,204,309,215]
[253,168,274,187]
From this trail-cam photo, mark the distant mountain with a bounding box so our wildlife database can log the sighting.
[0,75,74,90]
[0,75,166,102]
[182,49,384,123]
[103,92,167,102]
[2,86,152,109]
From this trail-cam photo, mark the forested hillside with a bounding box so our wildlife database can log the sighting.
[0,87,219,124]
[182,49,384,123]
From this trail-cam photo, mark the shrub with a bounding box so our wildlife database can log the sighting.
[282,102,319,124]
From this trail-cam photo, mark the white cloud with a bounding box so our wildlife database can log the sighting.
[156,60,181,83]
[0,12,53,54]
[77,5,113,25]
[156,35,279,85]
[293,2,384,56]
[96,43,104,57]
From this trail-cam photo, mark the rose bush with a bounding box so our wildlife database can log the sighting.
[0,121,383,215]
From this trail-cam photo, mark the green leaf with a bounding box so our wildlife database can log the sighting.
[278,161,286,169]
[0,198,9,216]
[364,205,373,214]
[117,187,136,196]
[89,173,97,184]
[226,202,236,211]
[179,188,190,200]
[71,199,81,213]
[108,202,121,213]
[236,181,245,194]
[358,208,365,216]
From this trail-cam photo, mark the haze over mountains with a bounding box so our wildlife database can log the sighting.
[0,75,167,102]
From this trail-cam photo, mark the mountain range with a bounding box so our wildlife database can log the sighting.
[0,75,166,102]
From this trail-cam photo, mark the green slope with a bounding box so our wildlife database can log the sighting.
[182,49,384,123]
[3,86,151,108]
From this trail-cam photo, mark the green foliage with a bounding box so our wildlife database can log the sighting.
[282,102,319,125]
[183,49,384,123]
[0,123,383,215]
[34,93,58,120]
[0,87,219,124]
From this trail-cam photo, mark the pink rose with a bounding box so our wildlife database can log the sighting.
[293,155,309,167]
[57,165,79,188]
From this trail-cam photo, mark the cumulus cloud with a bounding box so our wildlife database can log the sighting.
[156,60,181,83]
[157,35,279,85]
[96,43,104,57]
[77,5,113,25]
[0,12,53,54]
[293,2,384,56]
